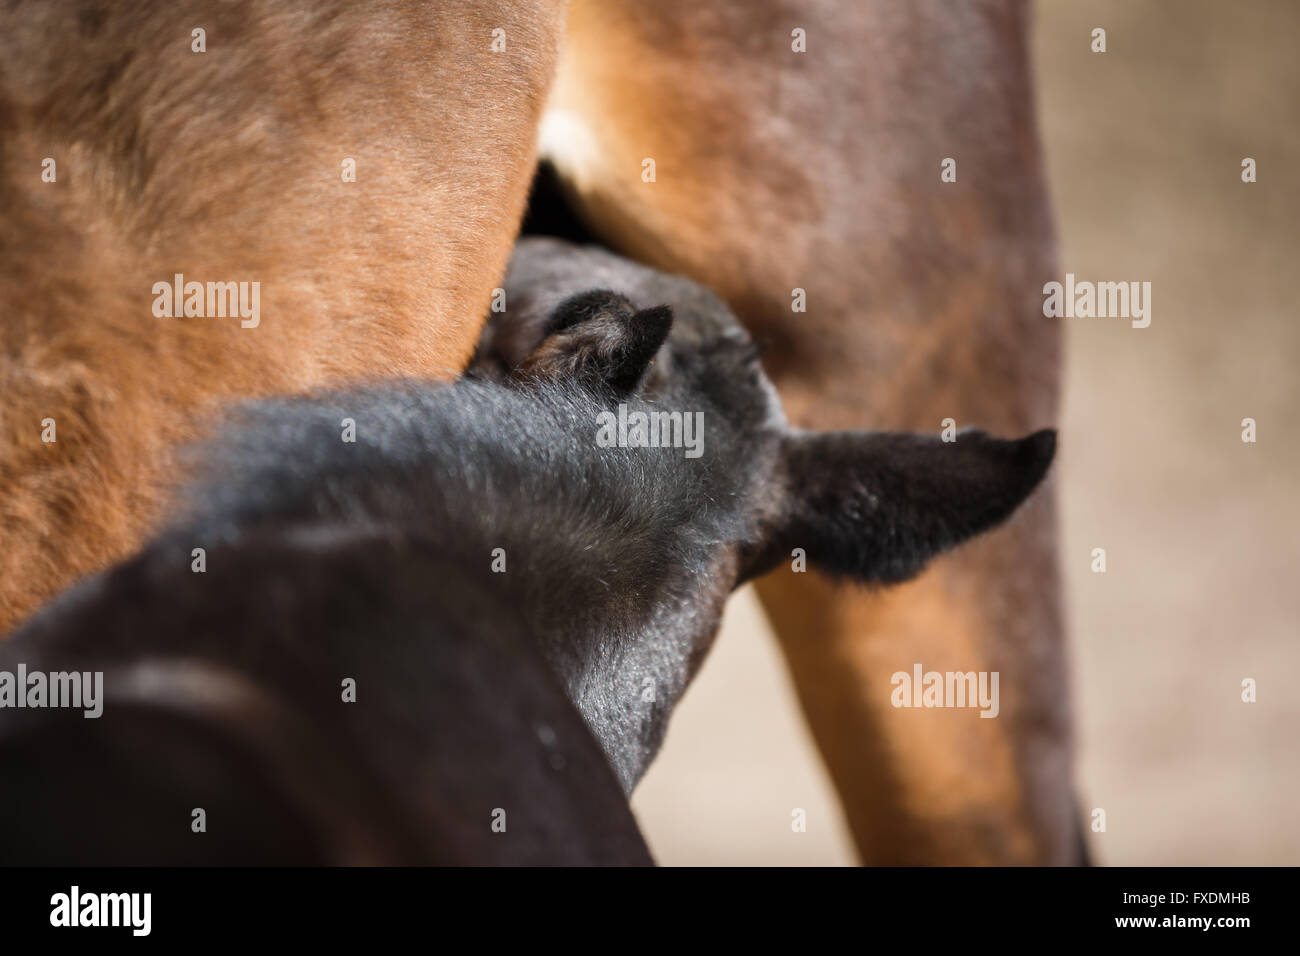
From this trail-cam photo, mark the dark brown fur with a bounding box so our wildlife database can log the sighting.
[0,241,1055,863]
[541,0,1075,863]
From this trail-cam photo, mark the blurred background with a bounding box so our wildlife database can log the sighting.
[632,0,1300,865]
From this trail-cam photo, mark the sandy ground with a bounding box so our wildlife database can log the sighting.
[631,0,1300,865]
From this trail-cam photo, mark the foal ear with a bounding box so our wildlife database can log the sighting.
[518,290,673,398]
[766,428,1056,583]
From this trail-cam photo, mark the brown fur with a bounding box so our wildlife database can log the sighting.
[544,0,1076,862]
[4,0,1076,864]
[0,0,565,630]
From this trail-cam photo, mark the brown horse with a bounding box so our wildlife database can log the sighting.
[0,0,1076,863]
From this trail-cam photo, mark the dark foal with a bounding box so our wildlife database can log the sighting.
[0,238,1055,864]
